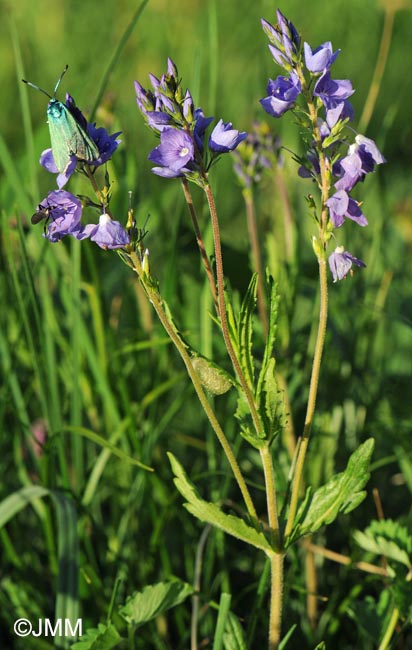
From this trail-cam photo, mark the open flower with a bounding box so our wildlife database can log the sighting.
[209,119,247,153]
[304,42,340,73]
[335,135,386,192]
[260,71,301,117]
[83,213,130,250]
[326,190,368,228]
[148,128,195,176]
[328,246,366,282]
[37,190,83,242]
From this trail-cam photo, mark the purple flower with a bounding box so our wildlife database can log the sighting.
[260,71,301,118]
[304,42,340,73]
[326,190,368,228]
[335,135,386,192]
[82,214,130,250]
[313,72,354,126]
[209,119,247,153]
[314,72,354,105]
[37,190,83,242]
[148,127,195,175]
[40,149,77,188]
[328,246,366,282]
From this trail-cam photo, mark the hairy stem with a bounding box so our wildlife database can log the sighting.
[202,180,263,437]
[284,257,328,539]
[269,553,284,650]
[129,251,258,522]
[181,178,219,313]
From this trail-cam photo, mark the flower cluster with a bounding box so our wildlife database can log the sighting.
[33,190,129,249]
[260,9,386,281]
[30,84,129,250]
[135,58,247,181]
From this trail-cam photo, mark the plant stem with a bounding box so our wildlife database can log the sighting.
[129,251,258,523]
[202,180,263,437]
[269,552,284,650]
[180,178,219,313]
[243,188,268,336]
[203,179,284,649]
[260,443,283,649]
[284,256,328,539]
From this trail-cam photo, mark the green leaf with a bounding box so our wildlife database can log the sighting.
[237,273,258,388]
[214,592,232,650]
[223,612,247,650]
[347,590,393,643]
[259,274,279,375]
[0,486,49,528]
[288,439,375,545]
[168,453,273,554]
[65,426,153,471]
[354,519,412,569]
[119,580,193,627]
[71,623,123,650]
[257,357,285,442]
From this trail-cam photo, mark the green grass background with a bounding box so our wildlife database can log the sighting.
[0,0,411,648]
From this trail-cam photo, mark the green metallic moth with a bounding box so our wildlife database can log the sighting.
[22,65,99,172]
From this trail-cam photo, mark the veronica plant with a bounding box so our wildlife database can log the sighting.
[24,9,386,650]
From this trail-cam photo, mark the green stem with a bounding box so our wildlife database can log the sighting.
[129,251,258,523]
[284,257,328,539]
[181,178,219,313]
[202,180,264,437]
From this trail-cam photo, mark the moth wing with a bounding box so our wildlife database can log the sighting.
[48,103,73,172]
[67,119,99,163]
[47,101,99,170]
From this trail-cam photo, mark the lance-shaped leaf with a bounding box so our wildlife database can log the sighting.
[237,273,258,389]
[287,438,374,545]
[168,453,273,555]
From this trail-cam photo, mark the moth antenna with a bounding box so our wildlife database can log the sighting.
[53,65,69,97]
[21,78,52,100]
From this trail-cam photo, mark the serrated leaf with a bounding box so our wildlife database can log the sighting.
[257,357,284,442]
[354,519,412,569]
[71,623,122,650]
[259,274,279,373]
[288,439,375,544]
[168,453,273,554]
[119,580,193,626]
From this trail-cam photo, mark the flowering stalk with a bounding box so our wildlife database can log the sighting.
[128,249,258,523]
[259,10,386,546]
